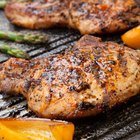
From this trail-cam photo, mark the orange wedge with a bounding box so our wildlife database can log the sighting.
[121,25,140,49]
[0,118,74,140]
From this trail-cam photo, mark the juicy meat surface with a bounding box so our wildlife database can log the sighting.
[5,0,140,34]
[0,35,140,119]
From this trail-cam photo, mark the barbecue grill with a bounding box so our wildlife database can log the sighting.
[0,10,140,140]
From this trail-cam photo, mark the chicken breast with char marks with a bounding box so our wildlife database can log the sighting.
[0,35,140,119]
[5,0,70,29]
[5,0,140,34]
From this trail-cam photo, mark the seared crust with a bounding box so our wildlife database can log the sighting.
[5,0,69,29]
[69,0,140,34]
[0,35,140,119]
[5,0,140,34]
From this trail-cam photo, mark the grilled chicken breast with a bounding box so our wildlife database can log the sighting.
[5,0,140,34]
[0,35,140,119]
[5,0,70,30]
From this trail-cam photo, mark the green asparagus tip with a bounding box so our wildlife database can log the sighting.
[0,31,48,44]
[23,33,48,44]
[0,44,31,59]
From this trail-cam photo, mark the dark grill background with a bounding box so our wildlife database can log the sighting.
[0,10,140,140]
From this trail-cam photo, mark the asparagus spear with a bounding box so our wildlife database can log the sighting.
[0,1,7,9]
[0,31,48,44]
[0,44,30,59]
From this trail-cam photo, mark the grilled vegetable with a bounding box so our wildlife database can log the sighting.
[0,30,48,44]
[0,0,7,9]
[0,119,74,140]
[0,44,30,59]
[121,25,140,49]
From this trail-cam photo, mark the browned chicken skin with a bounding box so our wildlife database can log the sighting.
[5,0,140,34]
[0,35,140,119]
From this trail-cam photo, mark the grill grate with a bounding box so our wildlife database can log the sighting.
[0,10,140,140]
